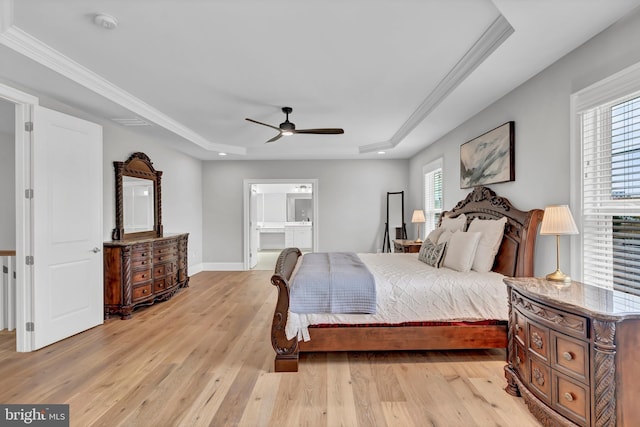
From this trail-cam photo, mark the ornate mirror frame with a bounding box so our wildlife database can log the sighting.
[112,152,163,240]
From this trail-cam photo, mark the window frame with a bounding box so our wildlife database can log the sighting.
[570,61,640,286]
[423,157,443,237]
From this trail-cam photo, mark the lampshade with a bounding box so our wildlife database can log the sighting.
[411,209,426,223]
[540,205,578,235]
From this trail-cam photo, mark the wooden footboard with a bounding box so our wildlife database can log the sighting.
[270,247,302,372]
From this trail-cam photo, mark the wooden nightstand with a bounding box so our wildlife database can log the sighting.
[393,239,422,253]
[503,277,640,427]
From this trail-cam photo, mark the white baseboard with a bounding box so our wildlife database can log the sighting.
[188,263,204,275]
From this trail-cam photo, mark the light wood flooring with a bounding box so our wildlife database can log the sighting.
[0,271,541,426]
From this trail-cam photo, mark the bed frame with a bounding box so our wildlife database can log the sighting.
[269,186,543,372]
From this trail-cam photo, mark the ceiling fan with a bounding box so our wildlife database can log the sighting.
[245,107,344,143]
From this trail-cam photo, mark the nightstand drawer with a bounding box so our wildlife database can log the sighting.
[527,321,550,362]
[552,332,589,383]
[513,309,527,346]
[553,372,590,426]
[512,290,588,339]
[514,342,527,378]
[529,357,551,404]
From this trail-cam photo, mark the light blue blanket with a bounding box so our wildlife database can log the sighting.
[290,252,376,314]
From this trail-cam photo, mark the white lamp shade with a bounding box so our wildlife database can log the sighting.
[411,209,426,223]
[540,205,579,235]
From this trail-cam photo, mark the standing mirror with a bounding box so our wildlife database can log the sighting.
[112,152,163,240]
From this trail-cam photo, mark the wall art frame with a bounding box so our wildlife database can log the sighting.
[460,121,515,189]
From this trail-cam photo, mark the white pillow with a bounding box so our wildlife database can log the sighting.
[440,213,467,232]
[443,230,482,272]
[437,229,453,245]
[468,217,507,273]
[427,227,444,244]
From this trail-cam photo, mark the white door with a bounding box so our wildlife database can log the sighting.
[31,106,103,350]
[249,190,258,269]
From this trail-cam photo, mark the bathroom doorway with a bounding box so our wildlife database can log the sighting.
[243,179,318,270]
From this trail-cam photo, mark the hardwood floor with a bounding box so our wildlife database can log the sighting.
[0,271,541,426]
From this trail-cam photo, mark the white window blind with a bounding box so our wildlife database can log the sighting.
[424,166,443,234]
[581,92,640,296]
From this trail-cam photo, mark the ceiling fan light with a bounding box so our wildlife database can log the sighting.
[282,131,294,136]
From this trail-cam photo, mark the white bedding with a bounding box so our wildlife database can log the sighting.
[286,252,508,341]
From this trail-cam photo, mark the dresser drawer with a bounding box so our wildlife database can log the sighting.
[132,268,152,284]
[552,331,589,384]
[131,256,151,269]
[513,309,527,346]
[553,372,590,426]
[132,284,152,301]
[154,279,166,292]
[154,239,177,253]
[512,290,588,339]
[527,321,550,362]
[154,252,176,264]
[132,243,152,258]
[529,357,552,404]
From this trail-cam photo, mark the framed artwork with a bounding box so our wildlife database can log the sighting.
[460,121,514,189]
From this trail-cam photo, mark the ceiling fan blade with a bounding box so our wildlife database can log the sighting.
[294,128,345,135]
[266,133,283,143]
[245,118,281,131]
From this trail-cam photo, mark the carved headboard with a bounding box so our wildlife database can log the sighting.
[440,186,543,277]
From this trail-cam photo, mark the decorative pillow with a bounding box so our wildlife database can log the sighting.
[442,230,482,272]
[426,227,444,244]
[468,217,507,273]
[418,240,447,268]
[440,213,467,232]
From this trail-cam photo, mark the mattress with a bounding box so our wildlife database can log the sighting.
[286,252,508,341]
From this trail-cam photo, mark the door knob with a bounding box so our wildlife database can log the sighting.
[92,247,101,253]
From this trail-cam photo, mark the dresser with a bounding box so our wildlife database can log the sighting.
[104,233,189,319]
[393,239,422,253]
[504,277,640,426]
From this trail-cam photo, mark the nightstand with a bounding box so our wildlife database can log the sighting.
[503,277,640,427]
[393,239,422,253]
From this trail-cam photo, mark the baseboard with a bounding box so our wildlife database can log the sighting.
[188,263,204,275]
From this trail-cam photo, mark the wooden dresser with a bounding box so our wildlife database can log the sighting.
[104,233,189,319]
[504,277,640,427]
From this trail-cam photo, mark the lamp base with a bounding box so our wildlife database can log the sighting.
[545,269,571,283]
[415,238,423,243]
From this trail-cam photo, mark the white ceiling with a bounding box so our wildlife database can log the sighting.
[1,0,639,160]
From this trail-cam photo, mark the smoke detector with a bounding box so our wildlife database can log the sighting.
[93,13,118,30]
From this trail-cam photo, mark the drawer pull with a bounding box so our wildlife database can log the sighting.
[142,289,148,294]
[515,324,522,332]
[141,274,146,279]
[532,332,543,349]
[563,351,574,361]
[564,392,574,402]
[516,356,521,364]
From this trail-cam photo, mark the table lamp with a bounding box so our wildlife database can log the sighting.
[412,209,426,243]
[540,205,579,282]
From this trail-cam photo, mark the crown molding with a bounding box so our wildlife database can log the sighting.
[359,13,514,154]
[0,22,246,156]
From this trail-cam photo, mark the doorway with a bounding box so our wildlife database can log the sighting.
[243,179,319,270]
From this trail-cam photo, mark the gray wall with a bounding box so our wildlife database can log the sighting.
[202,160,409,264]
[408,7,640,277]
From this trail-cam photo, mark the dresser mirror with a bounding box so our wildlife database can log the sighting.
[112,152,163,240]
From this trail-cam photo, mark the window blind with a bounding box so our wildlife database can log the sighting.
[424,168,442,234]
[581,93,640,296]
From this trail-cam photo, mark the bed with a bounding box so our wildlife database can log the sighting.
[269,186,543,372]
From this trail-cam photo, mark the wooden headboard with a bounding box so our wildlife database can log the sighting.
[440,186,543,277]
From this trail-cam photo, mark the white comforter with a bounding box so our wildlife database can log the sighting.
[286,252,508,341]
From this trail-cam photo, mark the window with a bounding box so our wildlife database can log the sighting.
[580,90,640,296]
[423,158,443,235]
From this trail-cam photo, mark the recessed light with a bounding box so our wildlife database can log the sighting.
[218,152,227,156]
[377,151,386,155]
[94,13,118,30]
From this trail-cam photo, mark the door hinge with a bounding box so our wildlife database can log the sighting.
[25,255,34,265]
[26,322,34,332]
[25,121,33,132]
[25,189,34,199]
